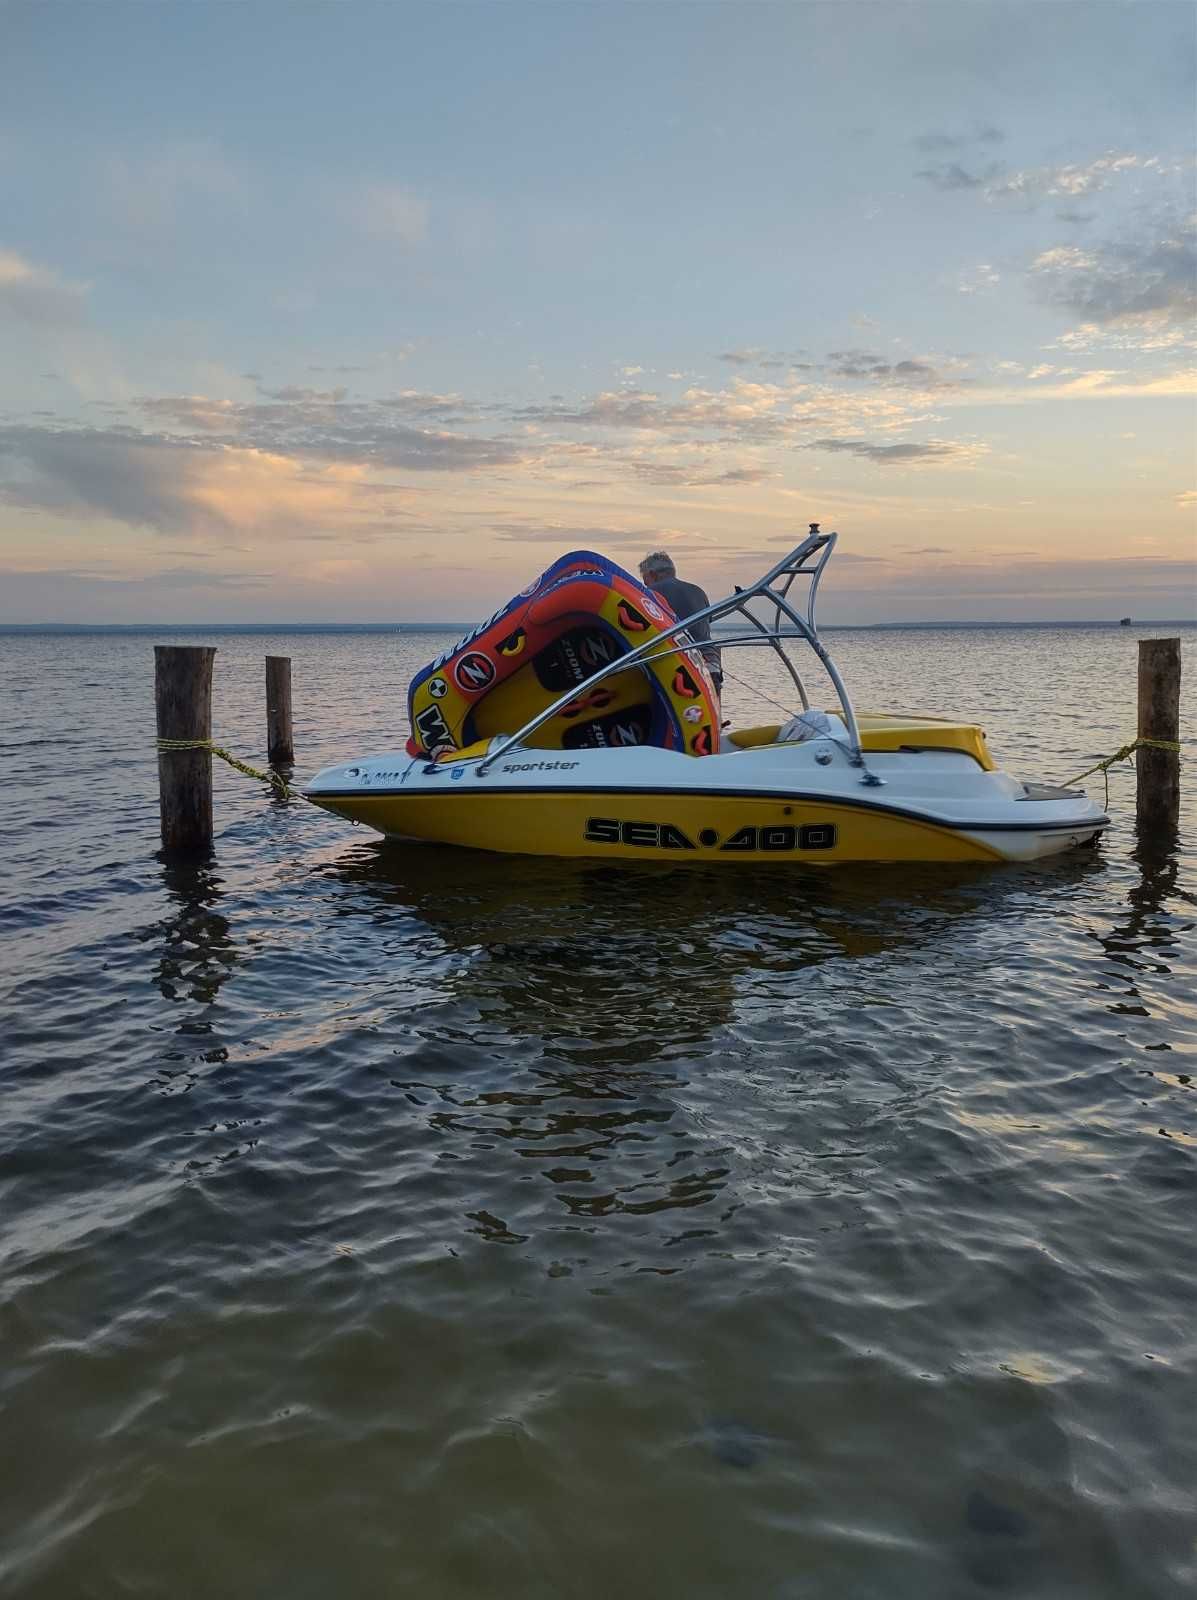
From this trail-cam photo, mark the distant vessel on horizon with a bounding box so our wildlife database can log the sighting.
[1120,617,1132,626]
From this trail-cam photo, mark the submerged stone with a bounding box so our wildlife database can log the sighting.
[965,1488,1032,1538]
[703,1417,772,1470]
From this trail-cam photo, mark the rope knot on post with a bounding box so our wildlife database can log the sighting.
[156,739,294,800]
[1064,735,1183,809]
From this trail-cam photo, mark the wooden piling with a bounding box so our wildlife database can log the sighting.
[266,655,294,766]
[1137,638,1181,835]
[155,645,216,855]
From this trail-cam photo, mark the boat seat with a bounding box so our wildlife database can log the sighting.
[856,714,994,769]
[726,714,995,770]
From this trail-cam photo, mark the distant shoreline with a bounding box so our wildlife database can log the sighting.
[1,619,1194,636]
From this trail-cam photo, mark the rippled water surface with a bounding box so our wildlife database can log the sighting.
[2,623,1195,1599]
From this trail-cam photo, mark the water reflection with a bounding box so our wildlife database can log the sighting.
[1093,833,1185,1015]
[317,842,1126,1053]
[323,838,1099,948]
[308,843,1114,1252]
[149,862,237,1005]
[140,863,238,1088]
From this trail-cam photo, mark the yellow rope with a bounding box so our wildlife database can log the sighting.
[1063,736,1182,807]
[156,738,294,800]
[156,732,1182,811]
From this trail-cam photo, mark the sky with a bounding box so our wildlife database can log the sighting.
[1,0,1194,624]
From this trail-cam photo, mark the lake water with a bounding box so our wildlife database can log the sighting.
[1,623,1194,1599]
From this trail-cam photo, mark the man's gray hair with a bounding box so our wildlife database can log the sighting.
[640,550,676,579]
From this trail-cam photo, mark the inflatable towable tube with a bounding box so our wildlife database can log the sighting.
[406,551,720,760]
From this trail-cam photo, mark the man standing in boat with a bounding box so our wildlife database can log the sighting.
[638,550,723,694]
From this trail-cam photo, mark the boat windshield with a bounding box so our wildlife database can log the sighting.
[476,524,867,773]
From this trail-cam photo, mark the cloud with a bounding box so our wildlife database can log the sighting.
[140,566,274,590]
[132,390,526,469]
[1176,490,1197,508]
[709,466,772,485]
[0,564,273,593]
[989,153,1154,204]
[956,264,1001,295]
[138,397,253,432]
[624,458,774,487]
[257,385,348,403]
[713,347,966,389]
[0,360,978,558]
[376,389,494,423]
[974,368,1197,401]
[915,161,1004,191]
[1029,214,1197,326]
[1048,319,1195,354]
[341,180,428,246]
[0,562,286,625]
[99,139,247,241]
[831,555,1197,606]
[809,438,977,465]
[717,348,811,369]
[513,377,937,447]
[490,521,659,549]
[0,424,415,538]
[913,126,1004,152]
[824,351,963,389]
[0,249,88,326]
[917,150,1168,209]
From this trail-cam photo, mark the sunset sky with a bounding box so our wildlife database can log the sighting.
[1,0,1194,624]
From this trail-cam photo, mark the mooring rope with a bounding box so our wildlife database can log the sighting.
[155,738,295,800]
[1062,736,1183,807]
[155,731,1182,813]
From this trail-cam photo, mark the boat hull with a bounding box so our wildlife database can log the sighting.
[304,738,1109,865]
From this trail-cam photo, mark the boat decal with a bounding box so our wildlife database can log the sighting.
[498,759,580,773]
[584,818,696,849]
[414,703,453,753]
[584,818,838,851]
[453,651,496,693]
[561,706,653,750]
[533,627,623,690]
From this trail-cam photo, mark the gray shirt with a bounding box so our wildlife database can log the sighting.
[648,576,722,680]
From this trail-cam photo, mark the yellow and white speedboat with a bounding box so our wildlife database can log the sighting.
[305,528,1109,864]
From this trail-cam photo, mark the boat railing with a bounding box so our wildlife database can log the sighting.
[475,524,877,781]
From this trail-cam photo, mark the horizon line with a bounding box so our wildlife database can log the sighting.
[2,617,1195,634]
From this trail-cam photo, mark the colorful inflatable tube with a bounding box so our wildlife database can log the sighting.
[406,551,720,760]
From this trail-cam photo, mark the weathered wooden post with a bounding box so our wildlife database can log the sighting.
[155,645,216,855]
[1137,638,1181,836]
[266,655,294,766]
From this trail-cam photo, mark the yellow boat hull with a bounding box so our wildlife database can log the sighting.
[307,786,1007,863]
